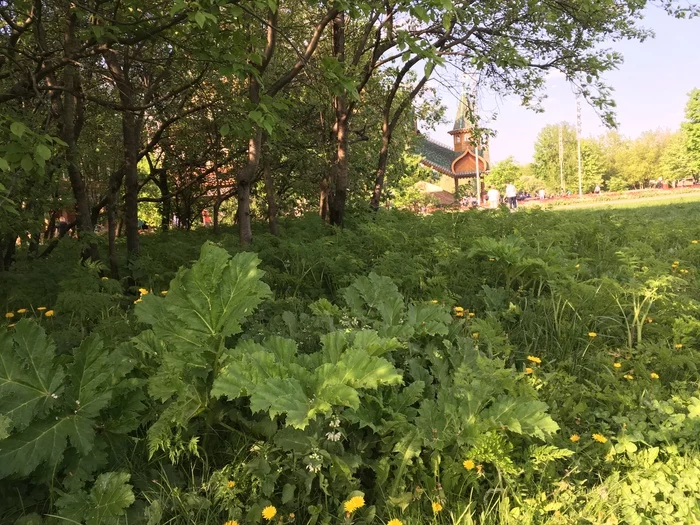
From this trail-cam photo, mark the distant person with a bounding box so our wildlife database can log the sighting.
[594,185,601,195]
[505,182,518,209]
[487,186,500,209]
[201,209,212,227]
[538,189,545,201]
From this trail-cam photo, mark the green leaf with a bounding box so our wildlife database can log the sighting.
[0,157,9,171]
[0,321,65,432]
[35,144,52,160]
[20,154,34,172]
[194,10,206,28]
[483,396,560,439]
[0,418,70,478]
[249,377,310,428]
[56,471,135,525]
[282,483,296,504]
[10,121,26,137]
[220,124,230,136]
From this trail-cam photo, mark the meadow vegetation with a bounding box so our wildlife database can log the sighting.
[2,203,700,524]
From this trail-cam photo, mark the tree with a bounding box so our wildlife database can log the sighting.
[532,123,578,193]
[488,157,523,192]
[682,88,700,175]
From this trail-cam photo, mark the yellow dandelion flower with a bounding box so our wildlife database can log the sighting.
[468,312,475,317]
[344,496,365,514]
[227,480,235,489]
[432,501,443,513]
[692,240,699,244]
[472,332,479,339]
[673,261,680,265]
[525,367,533,374]
[388,520,403,525]
[623,374,634,380]
[4,312,14,319]
[463,459,475,470]
[650,372,659,379]
[455,311,464,318]
[588,332,597,338]
[138,288,149,295]
[161,290,168,296]
[527,355,541,364]
[101,276,109,280]
[575,264,580,269]
[570,434,580,442]
[289,513,295,520]
[44,310,54,317]
[262,505,277,520]
[223,521,239,525]
[592,433,607,443]
[646,317,653,323]
[613,362,622,368]
[454,306,464,313]
[37,307,47,311]
[16,308,27,314]
[674,343,683,349]
[431,299,438,304]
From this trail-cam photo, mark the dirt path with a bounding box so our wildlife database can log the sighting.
[519,190,700,210]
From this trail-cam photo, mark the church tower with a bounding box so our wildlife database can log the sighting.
[448,90,472,153]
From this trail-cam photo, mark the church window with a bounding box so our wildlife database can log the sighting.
[456,136,461,143]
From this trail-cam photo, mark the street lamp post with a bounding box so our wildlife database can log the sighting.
[576,98,583,198]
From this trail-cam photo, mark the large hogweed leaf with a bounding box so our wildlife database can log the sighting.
[0,322,133,479]
[135,244,271,453]
[213,331,403,428]
[56,471,135,525]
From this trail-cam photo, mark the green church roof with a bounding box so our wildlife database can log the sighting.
[417,136,460,174]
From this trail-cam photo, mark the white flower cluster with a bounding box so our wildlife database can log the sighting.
[305,452,323,473]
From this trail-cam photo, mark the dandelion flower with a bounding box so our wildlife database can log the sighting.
[527,355,541,364]
[613,362,622,369]
[16,308,27,314]
[37,307,47,311]
[570,434,580,442]
[468,312,475,317]
[388,520,403,525]
[432,501,443,513]
[692,240,698,244]
[44,310,54,317]
[431,299,438,304]
[455,311,464,318]
[650,372,659,379]
[101,276,109,280]
[227,480,235,489]
[472,332,479,339]
[575,264,580,269]
[4,312,14,319]
[646,317,653,323]
[673,261,680,266]
[223,521,239,525]
[525,367,533,374]
[454,306,464,313]
[592,433,607,443]
[161,290,168,296]
[588,332,597,338]
[674,343,683,349]
[623,374,634,380]
[262,506,277,520]
[344,496,365,513]
[138,288,149,295]
[463,459,475,470]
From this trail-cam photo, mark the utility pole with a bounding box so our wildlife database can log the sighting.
[475,143,480,205]
[558,123,565,194]
[576,97,583,198]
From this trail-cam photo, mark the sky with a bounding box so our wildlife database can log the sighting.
[424,7,700,164]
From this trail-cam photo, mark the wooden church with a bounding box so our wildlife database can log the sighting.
[417,91,490,196]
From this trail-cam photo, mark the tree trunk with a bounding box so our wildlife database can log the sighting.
[370,125,391,211]
[237,123,263,245]
[61,6,97,261]
[328,12,349,227]
[107,167,125,277]
[156,168,170,232]
[122,113,142,261]
[263,160,279,235]
[319,178,330,221]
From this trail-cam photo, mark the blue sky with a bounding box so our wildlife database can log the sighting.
[425,7,700,164]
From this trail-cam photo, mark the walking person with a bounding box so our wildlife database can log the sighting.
[487,186,500,209]
[506,182,518,210]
